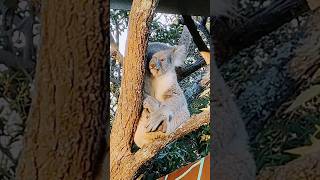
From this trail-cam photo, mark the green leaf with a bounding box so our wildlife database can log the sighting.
[285,85,320,113]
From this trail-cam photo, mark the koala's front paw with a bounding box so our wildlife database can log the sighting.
[157,121,167,133]
[145,112,171,132]
[143,95,159,113]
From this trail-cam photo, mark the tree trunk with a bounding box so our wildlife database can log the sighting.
[16,0,109,179]
[110,0,159,179]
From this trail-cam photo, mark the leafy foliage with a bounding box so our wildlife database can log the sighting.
[0,70,31,180]
[252,111,320,171]
[149,14,183,45]
[110,9,129,36]
[0,1,35,178]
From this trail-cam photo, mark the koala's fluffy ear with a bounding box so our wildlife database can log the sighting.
[171,45,186,67]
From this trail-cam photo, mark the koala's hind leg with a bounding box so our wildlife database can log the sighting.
[145,105,174,133]
[134,110,167,148]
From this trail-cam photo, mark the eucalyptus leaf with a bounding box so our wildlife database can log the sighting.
[285,85,320,113]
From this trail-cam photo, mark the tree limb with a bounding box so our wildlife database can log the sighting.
[176,58,206,80]
[182,15,209,52]
[211,59,256,179]
[175,16,210,80]
[133,111,210,172]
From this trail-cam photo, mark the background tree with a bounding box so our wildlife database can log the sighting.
[14,0,109,179]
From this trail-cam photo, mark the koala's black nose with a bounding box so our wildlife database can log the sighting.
[149,60,161,70]
[150,63,156,69]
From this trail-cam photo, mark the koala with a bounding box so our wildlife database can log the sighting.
[134,42,190,148]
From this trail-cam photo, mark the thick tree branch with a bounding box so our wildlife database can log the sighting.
[182,15,209,52]
[16,1,108,179]
[211,59,256,179]
[176,59,206,80]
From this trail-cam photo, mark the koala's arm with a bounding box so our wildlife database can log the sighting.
[134,97,166,148]
[143,95,160,113]
[145,85,189,133]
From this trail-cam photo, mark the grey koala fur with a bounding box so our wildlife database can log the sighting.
[134,42,190,148]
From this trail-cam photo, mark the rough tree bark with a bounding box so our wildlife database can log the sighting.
[15,0,109,179]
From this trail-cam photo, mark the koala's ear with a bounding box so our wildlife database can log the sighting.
[172,45,186,67]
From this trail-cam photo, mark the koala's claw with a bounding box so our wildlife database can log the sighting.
[145,114,167,132]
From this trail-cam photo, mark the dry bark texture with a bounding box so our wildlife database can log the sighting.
[16,0,108,179]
